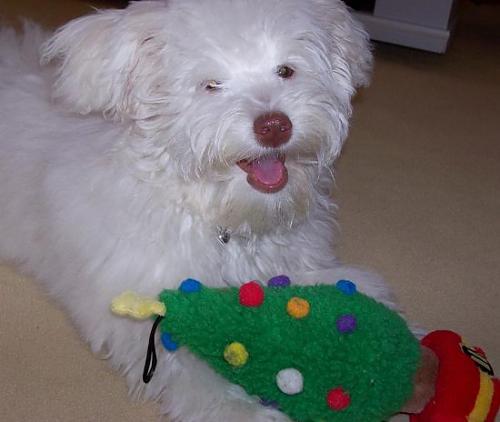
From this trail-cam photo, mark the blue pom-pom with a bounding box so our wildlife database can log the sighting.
[161,332,179,351]
[179,278,202,293]
[336,279,357,295]
[260,398,280,409]
[267,275,291,288]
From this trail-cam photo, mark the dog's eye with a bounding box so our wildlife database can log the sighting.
[204,80,223,92]
[276,65,295,79]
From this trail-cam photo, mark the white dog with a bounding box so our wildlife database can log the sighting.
[0,1,403,420]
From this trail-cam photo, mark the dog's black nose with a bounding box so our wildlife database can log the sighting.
[253,112,292,148]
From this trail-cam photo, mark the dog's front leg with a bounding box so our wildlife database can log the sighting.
[153,348,291,422]
[102,304,290,421]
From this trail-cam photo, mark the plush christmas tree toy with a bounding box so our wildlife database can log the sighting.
[111,276,499,421]
[112,277,421,421]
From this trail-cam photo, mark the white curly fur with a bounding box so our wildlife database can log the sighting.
[0,1,402,421]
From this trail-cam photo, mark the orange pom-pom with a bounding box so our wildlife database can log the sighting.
[286,297,310,319]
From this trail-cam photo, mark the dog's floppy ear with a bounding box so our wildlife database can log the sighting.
[41,2,167,118]
[313,0,373,89]
[335,9,373,88]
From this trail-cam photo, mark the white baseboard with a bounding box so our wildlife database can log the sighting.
[353,12,451,53]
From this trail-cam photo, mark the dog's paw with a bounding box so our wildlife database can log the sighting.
[161,398,291,422]
[249,410,291,422]
[214,402,291,422]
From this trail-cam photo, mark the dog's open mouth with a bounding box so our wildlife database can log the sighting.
[237,153,288,193]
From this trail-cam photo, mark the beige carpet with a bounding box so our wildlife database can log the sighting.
[1,1,499,421]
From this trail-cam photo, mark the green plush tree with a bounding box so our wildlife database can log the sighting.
[112,276,420,422]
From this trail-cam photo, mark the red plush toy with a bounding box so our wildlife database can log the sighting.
[411,330,499,422]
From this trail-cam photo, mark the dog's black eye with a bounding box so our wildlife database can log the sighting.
[204,80,223,92]
[276,65,295,79]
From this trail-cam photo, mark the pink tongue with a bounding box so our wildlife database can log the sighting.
[249,156,285,186]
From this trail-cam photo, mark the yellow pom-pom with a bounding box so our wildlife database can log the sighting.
[111,291,166,320]
[223,342,249,367]
[286,297,310,319]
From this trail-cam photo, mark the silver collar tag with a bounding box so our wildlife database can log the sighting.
[217,226,231,244]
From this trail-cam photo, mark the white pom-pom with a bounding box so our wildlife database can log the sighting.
[276,368,304,395]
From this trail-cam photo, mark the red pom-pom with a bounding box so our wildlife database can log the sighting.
[327,387,350,411]
[239,281,265,307]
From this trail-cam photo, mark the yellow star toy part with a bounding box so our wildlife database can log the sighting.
[111,291,166,320]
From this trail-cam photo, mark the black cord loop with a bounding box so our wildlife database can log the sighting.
[143,315,164,383]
